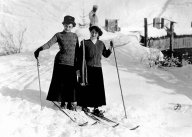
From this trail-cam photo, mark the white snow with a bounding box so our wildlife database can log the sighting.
[0,0,192,137]
[0,31,192,137]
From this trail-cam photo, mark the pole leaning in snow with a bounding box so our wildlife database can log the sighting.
[36,59,43,110]
[111,41,127,118]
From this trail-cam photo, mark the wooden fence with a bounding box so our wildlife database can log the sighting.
[148,35,192,50]
[148,35,192,62]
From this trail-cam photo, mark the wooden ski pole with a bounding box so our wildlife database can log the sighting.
[111,41,127,118]
[36,58,43,110]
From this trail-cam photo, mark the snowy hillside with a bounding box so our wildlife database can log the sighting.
[1,0,192,53]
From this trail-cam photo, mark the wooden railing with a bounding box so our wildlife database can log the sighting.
[148,35,192,50]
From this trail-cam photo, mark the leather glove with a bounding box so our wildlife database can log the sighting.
[34,47,42,59]
[109,40,113,50]
[110,40,113,47]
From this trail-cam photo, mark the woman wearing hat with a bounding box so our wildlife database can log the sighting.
[34,15,79,110]
[77,26,113,116]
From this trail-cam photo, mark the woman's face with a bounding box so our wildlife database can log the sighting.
[64,23,73,32]
[90,29,99,39]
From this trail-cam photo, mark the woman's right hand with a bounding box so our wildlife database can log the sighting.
[34,49,40,59]
[34,47,43,59]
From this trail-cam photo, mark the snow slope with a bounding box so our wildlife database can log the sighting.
[0,32,192,137]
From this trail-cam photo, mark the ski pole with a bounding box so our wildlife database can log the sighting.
[111,42,127,118]
[36,58,43,110]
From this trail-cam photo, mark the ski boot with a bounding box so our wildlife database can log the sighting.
[60,102,68,109]
[70,102,77,111]
[82,107,90,113]
[92,108,105,117]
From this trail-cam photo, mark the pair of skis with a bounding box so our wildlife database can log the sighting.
[53,101,110,127]
[84,111,119,127]
[52,101,89,126]
[84,111,139,130]
[53,101,139,130]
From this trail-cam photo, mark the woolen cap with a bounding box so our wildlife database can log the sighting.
[62,15,76,27]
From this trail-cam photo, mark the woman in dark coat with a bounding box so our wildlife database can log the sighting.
[77,26,113,116]
[34,15,79,110]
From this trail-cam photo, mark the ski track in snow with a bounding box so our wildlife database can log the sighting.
[0,52,150,137]
[0,57,52,90]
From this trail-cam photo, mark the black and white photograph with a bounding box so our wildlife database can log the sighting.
[0,0,192,137]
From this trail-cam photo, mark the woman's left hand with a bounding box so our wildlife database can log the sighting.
[109,40,113,50]
[110,40,113,47]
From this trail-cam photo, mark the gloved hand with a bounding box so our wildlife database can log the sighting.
[34,50,40,59]
[110,40,113,47]
[109,40,113,50]
[34,47,42,59]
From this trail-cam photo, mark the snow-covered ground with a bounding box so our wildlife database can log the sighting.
[0,31,192,137]
[1,0,192,137]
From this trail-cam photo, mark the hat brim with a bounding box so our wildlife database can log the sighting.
[89,26,103,36]
[62,21,76,27]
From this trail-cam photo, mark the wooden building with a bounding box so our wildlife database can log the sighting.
[105,19,120,32]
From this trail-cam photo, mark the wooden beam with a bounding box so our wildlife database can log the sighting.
[170,21,174,58]
[144,18,148,47]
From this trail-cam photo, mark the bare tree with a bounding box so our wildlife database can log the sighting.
[17,28,27,53]
[0,22,27,55]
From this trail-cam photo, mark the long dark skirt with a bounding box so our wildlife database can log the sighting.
[46,64,77,103]
[77,66,106,107]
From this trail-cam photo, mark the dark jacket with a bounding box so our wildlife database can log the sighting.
[78,39,111,68]
[39,31,79,66]
[77,39,111,85]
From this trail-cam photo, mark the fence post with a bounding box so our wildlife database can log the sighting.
[105,19,108,32]
[170,21,175,58]
[144,18,148,47]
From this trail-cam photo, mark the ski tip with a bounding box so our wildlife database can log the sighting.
[130,125,140,130]
[79,122,88,126]
[91,121,98,125]
[112,123,119,128]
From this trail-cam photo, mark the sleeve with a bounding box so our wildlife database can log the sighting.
[40,33,58,50]
[102,41,112,58]
[74,36,80,70]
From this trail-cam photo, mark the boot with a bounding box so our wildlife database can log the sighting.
[70,102,77,111]
[82,107,90,112]
[60,102,68,109]
[92,108,104,117]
